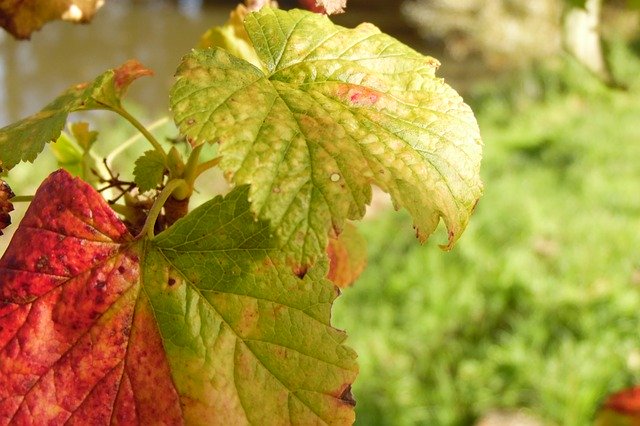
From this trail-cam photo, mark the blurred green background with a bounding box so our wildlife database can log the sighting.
[2,1,640,424]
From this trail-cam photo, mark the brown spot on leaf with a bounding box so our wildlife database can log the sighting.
[167,278,176,287]
[293,265,308,279]
[338,384,356,407]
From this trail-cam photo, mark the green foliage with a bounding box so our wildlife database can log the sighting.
[172,8,482,266]
[134,150,166,192]
[0,6,482,424]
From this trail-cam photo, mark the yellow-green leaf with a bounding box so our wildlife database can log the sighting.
[171,7,482,266]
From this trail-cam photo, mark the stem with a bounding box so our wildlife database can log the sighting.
[113,107,167,160]
[10,195,34,202]
[140,179,186,240]
[195,156,221,178]
[105,116,170,166]
[183,144,204,180]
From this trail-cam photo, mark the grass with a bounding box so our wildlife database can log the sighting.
[333,46,640,425]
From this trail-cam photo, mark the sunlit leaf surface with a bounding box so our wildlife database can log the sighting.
[172,8,483,267]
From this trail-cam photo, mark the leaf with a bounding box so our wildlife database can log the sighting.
[0,60,153,170]
[326,223,366,288]
[70,121,98,151]
[0,169,358,424]
[50,132,84,176]
[133,150,166,192]
[595,387,640,426]
[198,4,263,69]
[0,171,13,236]
[171,8,483,266]
[0,0,104,39]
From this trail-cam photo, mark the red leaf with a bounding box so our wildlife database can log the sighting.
[605,387,640,415]
[0,170,182,424]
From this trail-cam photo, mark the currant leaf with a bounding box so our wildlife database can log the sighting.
[171,8,483,267]
[0,60,152,170]
[133,150,166,192]
[0,169,358,425]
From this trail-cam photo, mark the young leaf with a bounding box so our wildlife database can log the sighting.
[133,150,166,192]
[326,223,367,288]
[0,60,153,170]
[70,121,98,151]
[171,8,483,267]
[198,4,263,69]
[0,169,358,424]
[50,132,84,175]
[0,0,104,39]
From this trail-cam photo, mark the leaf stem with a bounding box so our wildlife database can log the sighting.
[105,116,170,167]
[195,156,222,178]
[140,178,186,240]
[113,107,167,161]
[11,195,34,202]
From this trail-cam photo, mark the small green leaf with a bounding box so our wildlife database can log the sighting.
[0,60,153,170]
[70,121,98,150]
[134,150,166,192]
[50,132,84,177]
[171,8,483,266]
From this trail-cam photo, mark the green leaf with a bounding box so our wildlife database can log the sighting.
[0,60,153,170]
[148,185,358,424]
[133,150,166,192]
[70,121,98,150]
[0,170,358,424]
[50,132,84,176]
[171,8,483,266]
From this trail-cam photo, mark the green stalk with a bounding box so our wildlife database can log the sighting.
[140,179,187,240]
[112,106,168,161]
[174,144,204,200]
[105,116,170,166]
[10,195,34,202]
[195,156,222,178]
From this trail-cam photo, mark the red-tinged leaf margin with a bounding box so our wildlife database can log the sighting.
[326,223,367,288]
[0,170,183,424]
